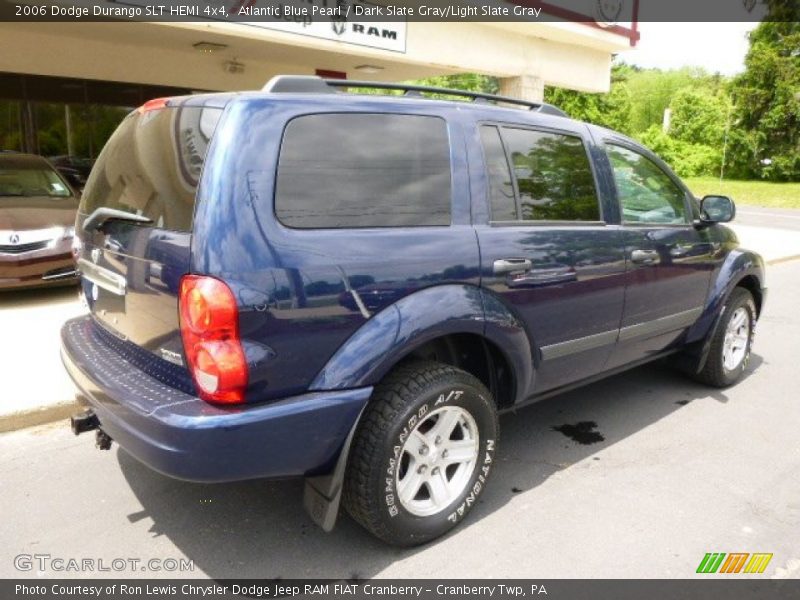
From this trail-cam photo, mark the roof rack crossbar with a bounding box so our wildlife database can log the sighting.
[322,78,567,117]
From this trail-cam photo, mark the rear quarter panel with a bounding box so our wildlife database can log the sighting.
[192,97,480,403]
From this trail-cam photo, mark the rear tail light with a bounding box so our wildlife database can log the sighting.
[138,97,170,113]
[179,275,248,405]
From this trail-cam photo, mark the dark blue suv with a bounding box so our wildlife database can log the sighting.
[61,76,766,546]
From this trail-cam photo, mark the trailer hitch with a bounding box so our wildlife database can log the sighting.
[70,410,113,450]
[95,429,113,451]
[70,410,99,435]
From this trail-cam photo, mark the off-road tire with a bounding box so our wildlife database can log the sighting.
[694,287,757,387]
[343,360,498,546]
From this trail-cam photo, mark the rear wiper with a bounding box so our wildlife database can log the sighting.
[82,207,153,233]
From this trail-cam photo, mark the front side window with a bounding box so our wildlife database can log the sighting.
[275,113,451,229]
[501,127,600,222]
[606,144,688,225]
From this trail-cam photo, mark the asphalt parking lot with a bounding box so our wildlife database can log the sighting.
[1,213,799,579]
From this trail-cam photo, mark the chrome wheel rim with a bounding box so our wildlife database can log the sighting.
[395,405,479,517]
[723,307,750,371]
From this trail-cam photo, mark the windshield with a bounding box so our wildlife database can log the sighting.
[0,166,72,198]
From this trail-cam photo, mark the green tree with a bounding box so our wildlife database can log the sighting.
[354,73,499,99]
[412,73,499,95]
[638,125,722,178]
[668,87,729,147]
[0,101,22,151]
[727,14,800,181]
[544,72,633,134]
[543,64,726,137]
[624,66,721,134]
[633,87,729,178]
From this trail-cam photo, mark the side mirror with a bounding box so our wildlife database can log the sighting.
[699,195,735,224]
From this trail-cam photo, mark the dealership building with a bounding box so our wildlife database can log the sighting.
[0,2,637,156]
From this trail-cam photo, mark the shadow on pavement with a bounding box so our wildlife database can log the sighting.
[117,358,762,579]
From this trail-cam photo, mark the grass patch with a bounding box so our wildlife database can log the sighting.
[683,177,800,209]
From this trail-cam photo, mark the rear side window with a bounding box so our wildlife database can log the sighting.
[479,126,517,221]
[500,127,600,222]
[80,105,221,232]
[275,113,451,228]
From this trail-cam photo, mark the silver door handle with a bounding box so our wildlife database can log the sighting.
[493,258,532,274]
[630,249,660,265]
[670,244,694,258]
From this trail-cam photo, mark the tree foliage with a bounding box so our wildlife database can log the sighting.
[544,65,727,140]
[0,101,130,157]
[539,16,799,183]
[638,125,723,178]
[634,88,730,177]
[668,88,729,147]
[624,66,722,134]
[726,17,800,181]
[413,73,499,95]
[361,73,500,99]
[544,71,632,134]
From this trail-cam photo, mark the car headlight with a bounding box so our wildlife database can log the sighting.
[70,234,83,259]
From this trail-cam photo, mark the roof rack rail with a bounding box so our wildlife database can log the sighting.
[262,75,337,94]
[261,75,567,118]
[327,79,568,117]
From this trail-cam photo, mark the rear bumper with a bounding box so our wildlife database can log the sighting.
[60,316,372,483]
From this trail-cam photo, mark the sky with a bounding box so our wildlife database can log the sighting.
[618,22,758,76]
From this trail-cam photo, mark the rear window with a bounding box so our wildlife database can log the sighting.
[79,105,221,232]
[275,113,451,229]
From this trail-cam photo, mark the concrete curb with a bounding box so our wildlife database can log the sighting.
[0,400,80,434]
[767,254,800,266]
[2,256,800,435]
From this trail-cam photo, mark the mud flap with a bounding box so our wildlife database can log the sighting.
[670,302,728,376]
[303,405,366,532]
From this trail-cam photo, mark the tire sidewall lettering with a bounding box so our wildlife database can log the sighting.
[446,438,495,524]
[722,297,756,377]
[383,387,495,521]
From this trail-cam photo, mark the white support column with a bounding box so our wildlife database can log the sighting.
[498,75,545,103]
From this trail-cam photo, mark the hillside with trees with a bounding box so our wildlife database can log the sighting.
[420,16,798,185]
[542,17,798,183]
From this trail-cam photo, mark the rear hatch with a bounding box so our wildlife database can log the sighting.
[76,98,222,372]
